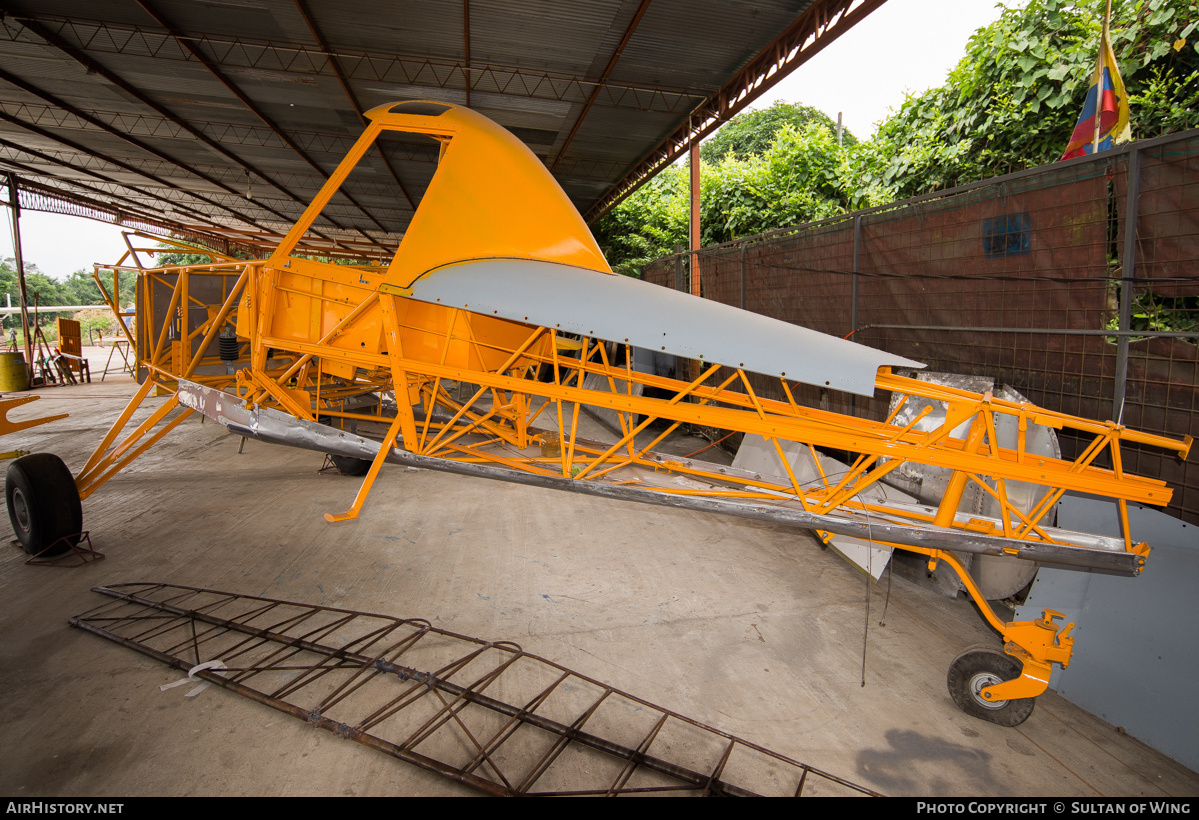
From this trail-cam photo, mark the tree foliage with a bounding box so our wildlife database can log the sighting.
[595,0,1198,272]
[596,111,855,274]
[859,0,1198,200]
[0,258,137,339]
[0,259,134,307]
[704,121,850,242]
[155,251,220,266]
[699,102,855,164]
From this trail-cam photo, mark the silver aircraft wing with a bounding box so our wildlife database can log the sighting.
[402,258,923,397]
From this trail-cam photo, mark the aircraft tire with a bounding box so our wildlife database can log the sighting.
[330,454,371,476]
[5,453,81,557]
[946,644,1035,727]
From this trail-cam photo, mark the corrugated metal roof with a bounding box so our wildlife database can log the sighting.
[0,0,881,258]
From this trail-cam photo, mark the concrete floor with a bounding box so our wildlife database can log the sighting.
[1,356,1197,797]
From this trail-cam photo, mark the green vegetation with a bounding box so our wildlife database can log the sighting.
[595,0,1198,275]
[0,258,136,342]
[861,0,1196,199]
[698,103,856,164]
[0,258,116,306]
[597,112,858,273]
[154,251,221,266]
[1107,290,1199,341]
[0,259,132,308]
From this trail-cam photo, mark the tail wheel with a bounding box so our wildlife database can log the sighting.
[947,644,1036,727]
[5,453,82,557]
[329,455,371,476]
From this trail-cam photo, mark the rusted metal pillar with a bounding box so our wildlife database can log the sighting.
[740,241,746,310]
[6,174,33,385]
[689,140,701,299]
[851,214,861,336]
[851,214,861,416]
[689,138,702,387]
[1114,147,1139,422]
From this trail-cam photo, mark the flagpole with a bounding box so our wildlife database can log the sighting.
[1092,0,1112,154]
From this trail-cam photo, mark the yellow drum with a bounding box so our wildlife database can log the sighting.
[0,351,28,392]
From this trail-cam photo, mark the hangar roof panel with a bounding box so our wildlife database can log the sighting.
[0,0,885,259]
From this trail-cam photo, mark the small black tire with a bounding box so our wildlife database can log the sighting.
[5,453,82,557]
[329,454,371,477]
[946,644,1036,727]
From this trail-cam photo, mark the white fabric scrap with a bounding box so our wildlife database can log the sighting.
[159,660,228,697]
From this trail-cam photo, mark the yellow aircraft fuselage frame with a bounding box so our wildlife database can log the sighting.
[77,101,1192,714]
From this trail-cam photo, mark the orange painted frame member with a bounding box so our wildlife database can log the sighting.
[19,102,1191,727]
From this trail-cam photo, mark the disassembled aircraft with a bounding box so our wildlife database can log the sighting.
[8,101,1190,726]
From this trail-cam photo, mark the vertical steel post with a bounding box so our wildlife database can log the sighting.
[673,244,685,292]
[851,215,861,337]
[690,139,701,299]
[462,0,471,108]
[6,174,33,385]
[689,135,703,390]
[1114,147,1139,422]
[851,214,862,416]
[740,242,746,310]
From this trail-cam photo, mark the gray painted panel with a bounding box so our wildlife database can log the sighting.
[1017,495,1198,770]
[732,433,903,579]
[404,259,925,397]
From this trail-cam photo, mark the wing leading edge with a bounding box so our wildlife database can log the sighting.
[394,258,924,397]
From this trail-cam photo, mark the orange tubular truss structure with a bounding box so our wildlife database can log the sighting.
[76,102,1191,726]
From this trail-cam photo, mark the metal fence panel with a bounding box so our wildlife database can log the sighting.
[639,129,1199,524]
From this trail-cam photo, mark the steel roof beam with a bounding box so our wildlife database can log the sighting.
[550,0,651,173]
[0,153,226,222]
[0,99,424,171]
[552,156,629,180]
[0,168,264,245]
[4,178,211,246]
[4,10,363,253]
[584,0,888,222]
[133,0,388,248]
[290,0,415,211]
[0,134,395,252]
[0,164,384,259]
[0,103,419,209]
[463,0,470,109]
[0,152,195,228]
[0,67,301,230]
[0,111,274,230]
[1,16,703,114]
[186,223,384,249]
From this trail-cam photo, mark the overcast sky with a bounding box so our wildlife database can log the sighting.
[1,0,1026,280]
[750,0,1026,138]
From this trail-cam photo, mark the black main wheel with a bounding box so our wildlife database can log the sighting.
[946,644,1036,727]
[5,453,82,557]
[329,454,371,477]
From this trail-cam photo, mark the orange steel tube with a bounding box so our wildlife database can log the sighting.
[78,104,1192,723]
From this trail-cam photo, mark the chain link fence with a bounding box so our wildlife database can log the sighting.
[640,129,1199,524]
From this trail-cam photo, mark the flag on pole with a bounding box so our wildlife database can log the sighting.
[1060,1,1131,160]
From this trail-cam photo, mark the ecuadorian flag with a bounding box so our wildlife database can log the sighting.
[1060,3,1131,160]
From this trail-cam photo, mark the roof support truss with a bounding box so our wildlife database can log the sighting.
[0,14,704,114]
